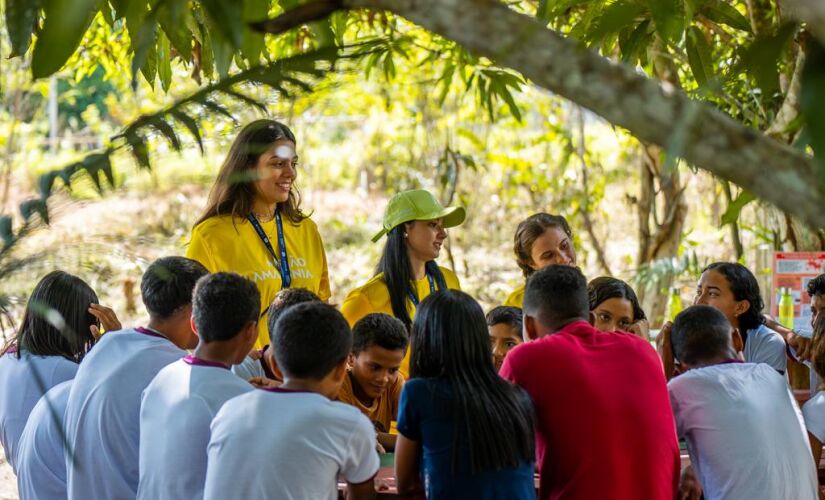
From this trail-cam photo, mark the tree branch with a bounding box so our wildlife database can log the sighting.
[250,0,344,35]
[321,0,825,228]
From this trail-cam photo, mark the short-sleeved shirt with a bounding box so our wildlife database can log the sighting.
[138,356,254,500]
[186,214,331,348]
[503,284,525,308]
[341,267,460,378]
[743,323,787,373]
[336,370,404,432]
[16,380,73,500]
[65,328,185,500]
[0,351,77,471]
[204,388,379,500]
[396,378,536,500]
[669,363,817,500]
[803,391,825,442]
[500,320,679,500]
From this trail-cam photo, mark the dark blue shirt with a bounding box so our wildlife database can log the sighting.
[396,378,536,499]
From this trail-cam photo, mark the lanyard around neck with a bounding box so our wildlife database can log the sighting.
[247,210,291,289]
[407,272,436,306]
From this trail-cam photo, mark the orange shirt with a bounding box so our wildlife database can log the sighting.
[336,370,404,432]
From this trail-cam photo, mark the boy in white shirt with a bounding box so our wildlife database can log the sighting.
[668,305,818,500]
[64,256,208,500]
[204,302,380,500]
[138,272,260,499]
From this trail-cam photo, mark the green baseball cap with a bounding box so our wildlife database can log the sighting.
[371,189,466,242]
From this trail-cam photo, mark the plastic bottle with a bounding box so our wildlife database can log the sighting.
[667,287,682,321]
[779,287,795,329]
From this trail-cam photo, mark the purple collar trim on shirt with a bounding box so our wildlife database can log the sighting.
[720,358,744,364]
[5,344,17,354]
[263,387,315,394]
[135,326,167,339]
[183,354,230,370]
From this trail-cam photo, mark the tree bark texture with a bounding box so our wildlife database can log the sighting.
[337,0,825,228]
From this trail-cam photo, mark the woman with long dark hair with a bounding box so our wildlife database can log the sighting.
[587,276,649,341]
[504,213,576,307]
[692,262,786,373]
[0,270,120,471]
[187,119,330,348]
[395,290,536,499]
[341,189,464,378]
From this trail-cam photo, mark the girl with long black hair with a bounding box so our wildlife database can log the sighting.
[0,270,120,471]
[341,189,465,378]
[395,290,536,499]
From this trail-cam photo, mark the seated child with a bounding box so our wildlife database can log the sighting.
[232,287,320,383]
[668,305,818,500]
[395,291,536,499]
[16,380,73,500]
[0,270,120,472]
[337,313,408,452]
[204,302,379,500]
[485,306,523,372]
[65,256,208,500]
[802,315,825,466]
[138,272,260,500]
[587,276,649,340]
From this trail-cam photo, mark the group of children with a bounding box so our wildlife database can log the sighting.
[1,255,825,499]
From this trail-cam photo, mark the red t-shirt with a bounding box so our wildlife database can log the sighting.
[500,320,679,500]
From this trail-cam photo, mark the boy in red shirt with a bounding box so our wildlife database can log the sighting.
[500,265,679,500]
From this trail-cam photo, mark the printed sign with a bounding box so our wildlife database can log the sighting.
[771,252,825,330]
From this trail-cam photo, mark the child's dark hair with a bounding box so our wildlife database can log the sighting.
[523,265,589,327]
[8,271,98,361]
[810,315,825,383]
[141,257,208,320]
[808,274,825,298]
[272,302,351,380]
[352,313,408,354]
[410,290,535,473]
[192,273,260,343]
[485,306,523,331]
[266,287,321,336]
[671,305,733,365]
[702,262,764,332]
[587,276,646,321]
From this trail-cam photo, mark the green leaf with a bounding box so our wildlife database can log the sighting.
[157,0,192,62]
[200,0,244,48]
[202,100,236,122]
[38,171,59,198]
[5,0,43,56]
[619,20,652,63]
[151,118,181,151]
[644,0,684,43]
[0,216,13,249]
[700,0,751,33]
[241,0,269,64]
[801,40,825,175]
[20,199,49,224]
[200,25,215,80]
[170,110,204,153]
[222,89,268,113]
[31,0,103,78]
[158,31,173,92]
[140,42,158,88]
[685,26,713,87]
[125,132,151,170]
[721,190,756,226]
[587,2,645,45]
[740,23,797,95]
[208,22,234,78]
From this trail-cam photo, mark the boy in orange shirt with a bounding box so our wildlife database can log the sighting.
[337,313,408,451]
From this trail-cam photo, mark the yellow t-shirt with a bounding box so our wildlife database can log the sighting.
[340,266,461,378]
[185,214,331,348]
[336,370,405,432]
[503,284,525,308]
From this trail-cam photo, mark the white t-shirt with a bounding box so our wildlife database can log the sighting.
[669,362,817,500]
[231,354,264,381]
[803,391,825,443]
[65,328,185,500]
[743,324,787,373]
[16,380,73,500]
[0,350,77,471]
[138,356,254,500]
[204,388,379,500]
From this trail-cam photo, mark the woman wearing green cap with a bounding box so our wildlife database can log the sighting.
[341,189,465,378]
